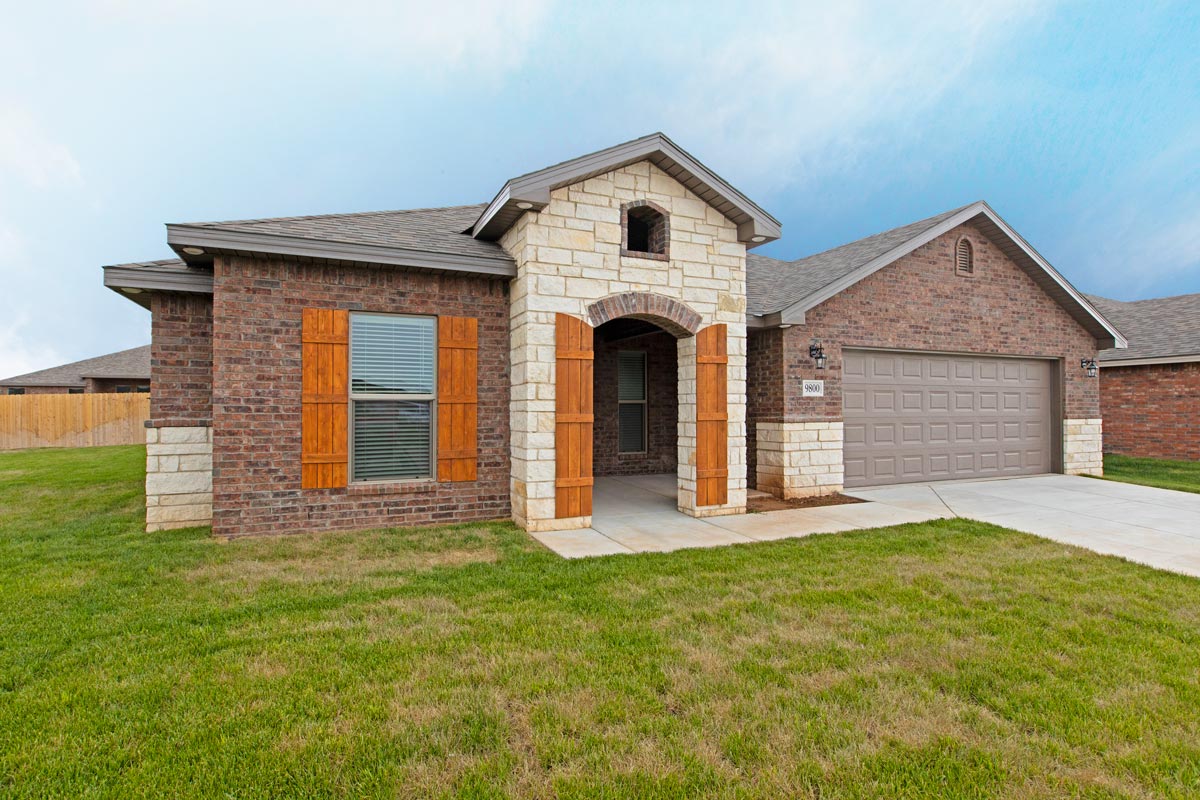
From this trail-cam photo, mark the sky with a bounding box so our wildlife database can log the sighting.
[1,0,1198,377]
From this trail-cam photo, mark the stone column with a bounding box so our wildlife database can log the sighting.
[145,425,213,531]
[1064,418,1103,476]
[756,421,844,498]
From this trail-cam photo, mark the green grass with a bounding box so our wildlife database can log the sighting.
[1101,454,1200,494]
[1,446,1199,799]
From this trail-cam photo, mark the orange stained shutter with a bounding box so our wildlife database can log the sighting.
[301,308,349,489]
[437,316,479,482]
[695,323,728,506]
[555,313,594,518]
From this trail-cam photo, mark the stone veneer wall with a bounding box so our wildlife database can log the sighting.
[500,161,748,530]
[145,425,213,531]
[1063,418,1103,476]
[756,421,844,498]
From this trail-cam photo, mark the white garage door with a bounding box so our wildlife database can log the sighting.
[843,350,1054,488]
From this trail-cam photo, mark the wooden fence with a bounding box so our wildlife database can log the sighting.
[0,393,150,451]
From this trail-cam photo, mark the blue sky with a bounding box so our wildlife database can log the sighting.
[1,0,1197,376]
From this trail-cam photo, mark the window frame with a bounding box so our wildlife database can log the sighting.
[348,311,438,484]
[617,350,648,455]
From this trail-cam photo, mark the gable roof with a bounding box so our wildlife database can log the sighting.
[0,345,151,387]
[747,201,1127,349]
[469,132,782,246]
[166,204,516,277]
[1088,293,1200,364]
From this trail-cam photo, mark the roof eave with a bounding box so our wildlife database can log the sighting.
[103,263,213,309]
[770,202,1128,349]
[1099,353,1200,367]
[471,132,782,247]
[166,225,517,278]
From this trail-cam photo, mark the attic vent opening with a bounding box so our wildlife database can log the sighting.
[955,237,974,275]
[621,200,670,260]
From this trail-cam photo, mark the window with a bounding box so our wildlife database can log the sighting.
[136,385,150,393]
[955,237,974,275]
[7,387,25,395]
[622,200,669,259]
[350,313,436,481]
[116,385,133,393]
[618,351,647,453]
[68,388,84,395]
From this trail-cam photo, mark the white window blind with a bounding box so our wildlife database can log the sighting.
[350,314,435,481]
[618,351,647,453]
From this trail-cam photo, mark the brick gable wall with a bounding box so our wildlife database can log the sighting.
[1100,362,1200,460]
[745,221,1102,490]
[210,255,510,537]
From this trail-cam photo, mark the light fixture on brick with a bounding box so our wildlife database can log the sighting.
[809,340,827,370]
[1081,358,1098,378]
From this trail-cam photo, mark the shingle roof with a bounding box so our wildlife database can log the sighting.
[1088,294,1200,362]
[176,204,509,262]
[0,346,151,387]
[746,204,972,315]
[108,258,188,270]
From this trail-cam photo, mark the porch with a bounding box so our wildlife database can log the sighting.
[532,474,946,557]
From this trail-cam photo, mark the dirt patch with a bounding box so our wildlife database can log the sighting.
[746,492,865,513]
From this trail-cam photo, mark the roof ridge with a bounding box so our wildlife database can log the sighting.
[176,203,488,229]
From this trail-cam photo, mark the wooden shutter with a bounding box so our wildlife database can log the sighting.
[437,316,478,482]
[695,323,728,506]
[301,308,349,489]
[555,313,594,518]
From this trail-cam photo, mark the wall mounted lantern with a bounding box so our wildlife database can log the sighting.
[1081,358,1098,378]
[809,341,827,370]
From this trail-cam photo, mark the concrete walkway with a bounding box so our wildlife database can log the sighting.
[530,473,1200,578]
[848,474,1200,578]
[530,474,948,558]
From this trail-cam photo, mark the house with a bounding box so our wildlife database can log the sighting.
[102,133,1125,535]
[1088,294,1200,461]
[0,345,151,395]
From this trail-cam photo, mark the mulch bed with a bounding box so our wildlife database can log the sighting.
[746,492,865,513]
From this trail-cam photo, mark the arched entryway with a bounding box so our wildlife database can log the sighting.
[590,315,682,520]
[552,292,727,527]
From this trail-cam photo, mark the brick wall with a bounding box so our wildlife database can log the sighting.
[593,328,678,476]
[1101,362,1200,460]
[150,292,213,426]
[211,255,510,537]
[746,327,783,488]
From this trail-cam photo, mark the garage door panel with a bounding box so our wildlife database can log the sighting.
[844,350,1054,487]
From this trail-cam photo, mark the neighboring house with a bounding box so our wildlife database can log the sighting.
[0,346,151,395]
[102,133,1125,535]
[1089,294,1200,461]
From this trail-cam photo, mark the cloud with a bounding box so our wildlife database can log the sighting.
[0,107,82,190]
[659,0,1053,188]
[0,310,61,379]
[1061,127,1200,297]
[91,0,553,76]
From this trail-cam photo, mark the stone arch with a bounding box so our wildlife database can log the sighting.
[586,292,702,338]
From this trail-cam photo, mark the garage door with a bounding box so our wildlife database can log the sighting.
[843,350,1054,488]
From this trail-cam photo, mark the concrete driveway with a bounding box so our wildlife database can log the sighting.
[848,474,1200,578]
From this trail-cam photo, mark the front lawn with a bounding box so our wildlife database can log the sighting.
[1,446,1198,799]
[1102,453,1200,494]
